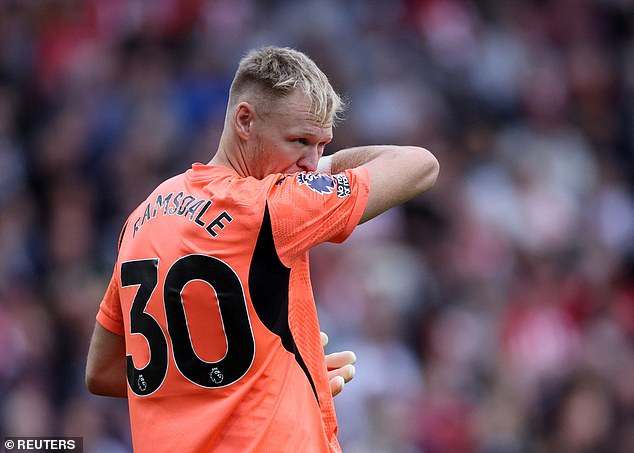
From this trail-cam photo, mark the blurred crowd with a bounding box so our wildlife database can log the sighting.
[0,0,632,452]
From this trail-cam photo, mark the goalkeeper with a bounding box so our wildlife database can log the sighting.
[86,46,438,452]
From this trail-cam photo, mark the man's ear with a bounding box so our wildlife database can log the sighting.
[234,102,254,139]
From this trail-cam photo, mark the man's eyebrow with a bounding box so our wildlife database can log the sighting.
[290,128,333,141]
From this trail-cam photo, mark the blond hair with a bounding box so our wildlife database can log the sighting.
[228,46,344,125]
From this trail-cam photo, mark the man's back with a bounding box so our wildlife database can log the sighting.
[97,163,370,452]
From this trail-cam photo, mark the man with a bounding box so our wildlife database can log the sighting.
[86,46,439,452]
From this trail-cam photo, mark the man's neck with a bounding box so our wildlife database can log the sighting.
[209,137,250,178]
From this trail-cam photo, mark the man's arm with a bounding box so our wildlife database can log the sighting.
[319,145,439,223]
[85,322,127,397]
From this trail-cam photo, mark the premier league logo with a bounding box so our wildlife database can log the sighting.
[138,374,147,392]
[297,172,336,194]
[210,367,224,385]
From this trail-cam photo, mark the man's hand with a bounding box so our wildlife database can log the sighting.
[321,332,356,397]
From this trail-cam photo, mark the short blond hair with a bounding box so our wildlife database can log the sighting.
[228,46,344,125]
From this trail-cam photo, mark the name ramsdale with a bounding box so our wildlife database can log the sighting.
[132,191,232,239]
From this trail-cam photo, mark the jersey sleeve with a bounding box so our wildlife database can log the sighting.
[96,269,125,336]
[267,166,370,266]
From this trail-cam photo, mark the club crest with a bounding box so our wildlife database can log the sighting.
[297,172,336,194]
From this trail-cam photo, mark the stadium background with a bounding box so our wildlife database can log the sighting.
[0,1,632,452]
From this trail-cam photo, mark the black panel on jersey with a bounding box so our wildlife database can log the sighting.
[118,221,128,250]
[249,204,319,403]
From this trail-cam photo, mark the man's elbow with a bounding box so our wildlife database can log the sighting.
[412,147,439,193]
[85,368,104,395]
[85,366,120,397]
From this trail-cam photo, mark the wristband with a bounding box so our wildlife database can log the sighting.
[317,155,333,174]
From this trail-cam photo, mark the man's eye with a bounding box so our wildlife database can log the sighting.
[294,138,308,145]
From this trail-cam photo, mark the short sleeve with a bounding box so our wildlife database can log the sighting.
[96,269,125,336]
[267,166,370,266]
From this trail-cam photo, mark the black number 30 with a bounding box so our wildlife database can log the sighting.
[121,255,255,396]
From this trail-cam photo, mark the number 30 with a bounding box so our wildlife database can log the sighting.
[121,255,255,396]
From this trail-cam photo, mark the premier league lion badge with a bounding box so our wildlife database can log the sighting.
[297,172,336,194]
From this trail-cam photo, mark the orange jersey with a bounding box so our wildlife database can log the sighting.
[96,163,370,452]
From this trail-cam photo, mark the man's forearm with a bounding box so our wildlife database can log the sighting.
[319,145,439,223]
[319,145,388,174]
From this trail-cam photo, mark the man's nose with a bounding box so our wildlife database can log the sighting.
[298,147,322,172]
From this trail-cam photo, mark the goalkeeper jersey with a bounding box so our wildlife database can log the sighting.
[96,163,370,453]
